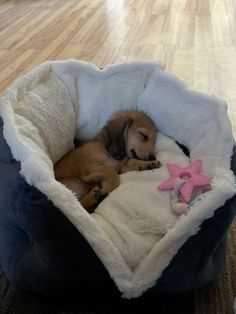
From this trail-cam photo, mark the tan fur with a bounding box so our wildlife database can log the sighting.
[54,111,161,212]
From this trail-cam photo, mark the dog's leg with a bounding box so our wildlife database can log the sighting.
[80,168,120,212]
[100,167,120,196]
[120,159,161,174]
[80,186,104,212]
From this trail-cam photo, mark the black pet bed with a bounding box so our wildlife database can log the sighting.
[0,60,235,301]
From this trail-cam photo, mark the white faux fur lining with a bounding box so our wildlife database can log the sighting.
[0,60,235,299]
[0,97,134,294]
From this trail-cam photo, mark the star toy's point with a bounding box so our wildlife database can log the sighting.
[158,159,211,203]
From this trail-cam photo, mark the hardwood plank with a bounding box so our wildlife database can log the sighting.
[0,0,235,135]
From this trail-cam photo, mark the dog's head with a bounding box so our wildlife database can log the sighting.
[101,111,157,160]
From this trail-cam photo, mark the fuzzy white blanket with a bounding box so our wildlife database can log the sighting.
[0,60,235,298]
[93,133,188,270]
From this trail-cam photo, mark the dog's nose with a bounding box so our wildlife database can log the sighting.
[148,154,156,161]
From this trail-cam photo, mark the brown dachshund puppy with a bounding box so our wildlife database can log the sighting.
[54,111,161,212]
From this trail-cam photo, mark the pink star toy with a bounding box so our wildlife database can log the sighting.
[158,159,211,203]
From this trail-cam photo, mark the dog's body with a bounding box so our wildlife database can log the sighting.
[54,111,160,212]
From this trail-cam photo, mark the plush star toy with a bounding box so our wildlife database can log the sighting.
[158,159,211,203]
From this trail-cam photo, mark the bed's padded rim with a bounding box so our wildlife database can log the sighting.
[0,118,235,300]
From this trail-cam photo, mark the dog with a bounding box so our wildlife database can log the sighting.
[54,110,161,212]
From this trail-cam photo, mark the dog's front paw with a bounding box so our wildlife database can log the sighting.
[147,161,162,170]
[139,160,162,171]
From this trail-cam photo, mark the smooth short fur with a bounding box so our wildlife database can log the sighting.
[54,111,161,212]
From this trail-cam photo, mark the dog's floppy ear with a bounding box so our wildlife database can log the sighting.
[101,116,133,160]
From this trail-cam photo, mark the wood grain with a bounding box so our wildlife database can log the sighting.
[0,0,235,129]
[0,1,235,313]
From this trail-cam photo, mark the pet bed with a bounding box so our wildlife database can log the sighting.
[0,60,236,300]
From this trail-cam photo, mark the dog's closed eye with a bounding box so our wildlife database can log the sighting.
[139,131,149,141]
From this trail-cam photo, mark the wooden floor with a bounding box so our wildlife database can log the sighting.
[0,1,236,313]
[0,0,236,133]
